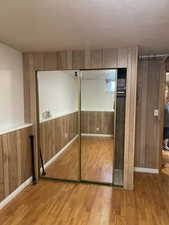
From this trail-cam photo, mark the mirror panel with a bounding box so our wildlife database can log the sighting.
[37,71,80,181]
[81,70,117,184]
[37,69,126,187]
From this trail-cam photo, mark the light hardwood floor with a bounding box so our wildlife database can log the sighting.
[45,136,80,180]
[1,171,169,225]
[162,150,169,174]
[44,136,113,183]
[81,136,113,183]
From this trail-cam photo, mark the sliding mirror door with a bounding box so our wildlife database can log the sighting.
[37,71,80,181]
[81,70,117,184]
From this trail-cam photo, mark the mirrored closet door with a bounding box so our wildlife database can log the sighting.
[37,70,80,181]
[81,70,116,184]
[36,69,126,186]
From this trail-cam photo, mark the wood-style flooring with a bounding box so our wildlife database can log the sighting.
[162,149,169,174]
[45,136,80,180]
[44,136,113,184]
[81,136,113,183]
[1,171,169,225]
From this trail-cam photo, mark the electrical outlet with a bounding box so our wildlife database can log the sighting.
[96,128,100,131]
[154,109,159,117]
[65,133,68,138]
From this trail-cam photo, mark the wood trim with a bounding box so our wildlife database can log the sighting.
[123,48,138,189]
[23,47,138,190]
[134,167,159,174]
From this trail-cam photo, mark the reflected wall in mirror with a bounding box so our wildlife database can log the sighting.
[81,70,117,184]
[37,71,80,181]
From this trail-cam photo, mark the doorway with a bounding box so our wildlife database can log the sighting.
[162,72,169,173]
[36,69,126,187]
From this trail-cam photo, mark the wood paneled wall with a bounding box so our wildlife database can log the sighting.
[23,47,138,190]
[135,59,162,169]
[40,112,78,163]
[0,127,32,202]
[81,111,114,135]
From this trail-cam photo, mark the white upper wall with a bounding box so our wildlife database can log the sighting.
[38,71,78,121]
[81,70,116,111]
[0,43,24,132]
[81,79,115,111]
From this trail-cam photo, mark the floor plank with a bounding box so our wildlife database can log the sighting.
[44,136,114,184]
[1,171,169,225]
[81,136,113,183]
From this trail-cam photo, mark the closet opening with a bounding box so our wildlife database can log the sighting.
[35,68,127,187]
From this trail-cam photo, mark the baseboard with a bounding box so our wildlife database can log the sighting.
[81,133,113,137]
[0,177,32,209]
[134,167,159,174]
[42,135,79,171]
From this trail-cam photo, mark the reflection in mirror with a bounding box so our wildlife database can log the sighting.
[37,71,80,181]
[81,70,117,184]
[113,69,127,186]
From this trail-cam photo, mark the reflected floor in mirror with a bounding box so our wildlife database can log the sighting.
[43,136,80,180]
[162,149,169,175]
[42,136,114,184]
[81,136,113,183]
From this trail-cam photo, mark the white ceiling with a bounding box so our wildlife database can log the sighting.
[1,0,169,53]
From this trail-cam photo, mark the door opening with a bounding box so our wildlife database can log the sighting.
[161,72,169,173]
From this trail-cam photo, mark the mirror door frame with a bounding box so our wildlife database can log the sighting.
[34,68,123,187]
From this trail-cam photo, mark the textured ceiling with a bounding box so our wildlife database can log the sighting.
[0,0,169,53]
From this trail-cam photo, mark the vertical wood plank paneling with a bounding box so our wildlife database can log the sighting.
[0,136,4,201]
[67,51,73,69]
[146,61,160,168]
[135,60,148,167]
[23,53,34,123]
[16,131,22,186]
[20,127,32,183]
[118,48,128,68]
[103,48,118,68]
[33,53,44,71]
[23,54,36,124]
[135,59,162,169]
[84,49,91,69]
[81,111,114,134]
[2,134,10,197]
[90,49,103,68]
[44,52,57,70]
[72,50,85,69]
[56,51,69,70]
[0,127,32,201]
[158,60,167,169]
[8,133,19,193]
[123,48,138,189]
